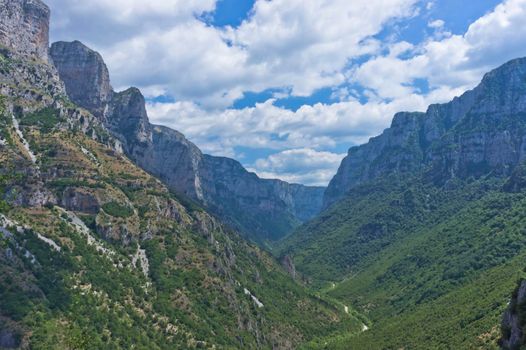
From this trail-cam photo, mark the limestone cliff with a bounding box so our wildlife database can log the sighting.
[49,41,113,118]
[325,57,526,208]
[0,0,50,62]
[501,280,526,349]
[50,41,324,242]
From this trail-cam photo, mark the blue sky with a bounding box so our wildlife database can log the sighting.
[47,0,526,186]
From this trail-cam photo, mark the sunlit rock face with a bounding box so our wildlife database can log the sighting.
[50,41,113,118]
[0,0,50,62]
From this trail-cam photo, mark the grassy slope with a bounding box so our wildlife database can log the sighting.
[277,176,526,349]
[0,88,362,349]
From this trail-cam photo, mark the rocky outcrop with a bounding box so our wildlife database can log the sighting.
[50,41,113,118]
[501,280,526,349]
[0,0,50,62]
[61,188,100,214]
[325,57,526,208]
[0,328,20,349]
[280,255,296,280]
[50,41,324,242]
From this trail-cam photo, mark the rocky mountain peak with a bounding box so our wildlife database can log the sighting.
[0,0,50,62]
[107,87,154,156]
[50,41,113,118]
[471,57,526,115]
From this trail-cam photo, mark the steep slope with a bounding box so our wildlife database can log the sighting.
[0,1,360,348]
[49,40,324,243]
[277,58,526,349]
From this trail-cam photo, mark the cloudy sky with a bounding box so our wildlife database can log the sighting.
[46,0,526,186]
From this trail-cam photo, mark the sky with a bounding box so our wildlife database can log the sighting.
[45,0,526,186]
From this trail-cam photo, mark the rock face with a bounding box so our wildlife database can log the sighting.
[280,255,296,280]
[50,41,113,117]
[325,57,526,208]
[0,0,50,62]
[501,280,526,349]
[50,41,324,242]
[0,329,19,349]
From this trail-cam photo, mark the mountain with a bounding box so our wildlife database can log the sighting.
[276,58,526,349]
[324,57,526,208]
[0,0,360,348]
[48,40,324,243]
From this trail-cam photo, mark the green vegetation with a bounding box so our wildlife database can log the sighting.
[19,107,63,134]
[0,96,13,146]
[0,50,12,74]
[277,174,526,349]
[1,104,356,349]
[0,200,10,213]
[101,201,134,218]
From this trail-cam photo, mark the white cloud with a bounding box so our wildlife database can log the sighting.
[250,169,340,187]
[61,0,216,22]
[45,0,526,185]
[348,0,526,115]
[255,148,346,173]
[428,19,445,28]
[48,0,420,108]
[147,90,457,158]
[249,148,346,186]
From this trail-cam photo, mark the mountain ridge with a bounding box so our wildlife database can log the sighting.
[49,40,324,243]
[324,57,526,208]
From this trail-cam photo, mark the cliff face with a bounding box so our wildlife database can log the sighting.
[50,41,324,242]
[501,279,526,350]
[0,0,50,62]
[49,41,113,118]
[325,58,526,208]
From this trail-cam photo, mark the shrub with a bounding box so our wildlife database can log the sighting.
[102,202,134,218]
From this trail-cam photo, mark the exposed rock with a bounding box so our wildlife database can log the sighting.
[280,255,296,280]
[0,0,49,62]
[131,244,149,278]
[503,163,526,193]
[50,41,325,242]
[244,288,264,308]
[27,187,55,207]
[36,232,61,252]
[0,328,20,349]
[325,57,526,208]
[61,188,100,214]
[501,280,526,349]
[50,41,113,118]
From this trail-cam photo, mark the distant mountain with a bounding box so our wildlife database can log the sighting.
[277,57,526,348]
[0,0,358,348]
[48,40,324,243]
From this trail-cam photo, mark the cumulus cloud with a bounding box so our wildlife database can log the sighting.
[147,89,459,158]
[352,0,526,103]
[247,149,346,186]
[45,0,526,185]
[48,0,420,107]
